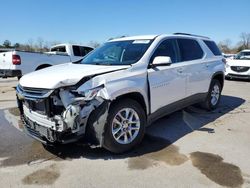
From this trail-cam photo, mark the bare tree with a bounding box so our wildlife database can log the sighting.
[37,37,44,52]
[239,32,250,49]
[27,38,34,51]
[43,41,50,51]
[88,40,101,48]
[49,40,61,46]
[218,39,232,53]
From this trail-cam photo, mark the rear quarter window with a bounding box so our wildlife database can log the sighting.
[203,40,222,56]
[51,46,66,52]
[73,46,93,57]
[177,39,204,61]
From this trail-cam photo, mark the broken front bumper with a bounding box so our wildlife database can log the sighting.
[16,84,109,146]
[21,104,83,144]
[22,115,83,145]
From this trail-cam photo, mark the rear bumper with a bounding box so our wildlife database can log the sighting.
[0,69,22,78]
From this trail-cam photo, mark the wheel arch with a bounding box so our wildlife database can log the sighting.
[35,64,52,71]
[85,92,147,147]
[111,92,147,115]
[211,71,225,89]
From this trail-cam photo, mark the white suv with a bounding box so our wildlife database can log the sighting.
[225,49,250,80]
[16,33,225,153]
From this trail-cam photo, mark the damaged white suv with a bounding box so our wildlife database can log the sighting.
[16,33,224,153]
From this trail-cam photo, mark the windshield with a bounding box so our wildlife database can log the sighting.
[235,51,250,60]
[80,40,153,65]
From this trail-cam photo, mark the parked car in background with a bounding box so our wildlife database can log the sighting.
[222,53,235,60]
[0,44,93,78]
[16,33,224,153]
[225,49,250,80]
[234,49,250,60]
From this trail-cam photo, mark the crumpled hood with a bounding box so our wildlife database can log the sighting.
[227,59,250,67]
[19,63,129,89]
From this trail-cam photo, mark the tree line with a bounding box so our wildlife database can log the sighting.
[0,38,100,52]
[216,32,250,54]
[1,32,249,54]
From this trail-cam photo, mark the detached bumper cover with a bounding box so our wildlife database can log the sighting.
[0,69,22,78]
[22,114,83,145]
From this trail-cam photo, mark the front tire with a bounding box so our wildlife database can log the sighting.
[203,79,222,111]
[103,99,146,153]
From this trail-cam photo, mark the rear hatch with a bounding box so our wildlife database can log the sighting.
[0,51,13,70]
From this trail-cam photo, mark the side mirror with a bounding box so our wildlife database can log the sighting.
[152,56,172,67]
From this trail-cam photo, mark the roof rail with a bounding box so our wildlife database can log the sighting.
[173,33,210,39]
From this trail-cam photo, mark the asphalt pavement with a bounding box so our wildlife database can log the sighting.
[0,78,250,188]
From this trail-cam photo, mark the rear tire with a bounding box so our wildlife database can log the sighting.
[103,99,146,153]
[202,79,222,111]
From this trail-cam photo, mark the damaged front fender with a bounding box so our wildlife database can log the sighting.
[84,100,110,146]
[57,87,110,146]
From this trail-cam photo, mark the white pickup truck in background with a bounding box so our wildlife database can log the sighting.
[0,44,93,78]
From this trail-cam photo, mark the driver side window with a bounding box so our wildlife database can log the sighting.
[151,39,178,63]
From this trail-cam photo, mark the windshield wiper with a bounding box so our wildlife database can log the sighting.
[94,62,114,65]
[82,62,131,66]
[94,62,107,65]
[72,59,83,64]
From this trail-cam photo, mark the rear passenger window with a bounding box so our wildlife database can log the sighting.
[151,39,178,63]
[177,39,203,61]
[203,40,222,56]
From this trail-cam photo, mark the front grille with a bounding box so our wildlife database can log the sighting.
[24,100,47,115]
[17,84,54,100]
[231,66,249,72]
[17,84,55,116]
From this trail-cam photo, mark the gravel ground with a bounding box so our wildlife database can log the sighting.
[0,78,250,188]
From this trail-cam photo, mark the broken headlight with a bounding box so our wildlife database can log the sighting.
[78,85,104,101]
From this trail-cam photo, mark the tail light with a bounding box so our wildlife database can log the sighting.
[12,55,21,65]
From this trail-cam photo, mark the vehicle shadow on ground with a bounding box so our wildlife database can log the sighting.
[45,95,245,160]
